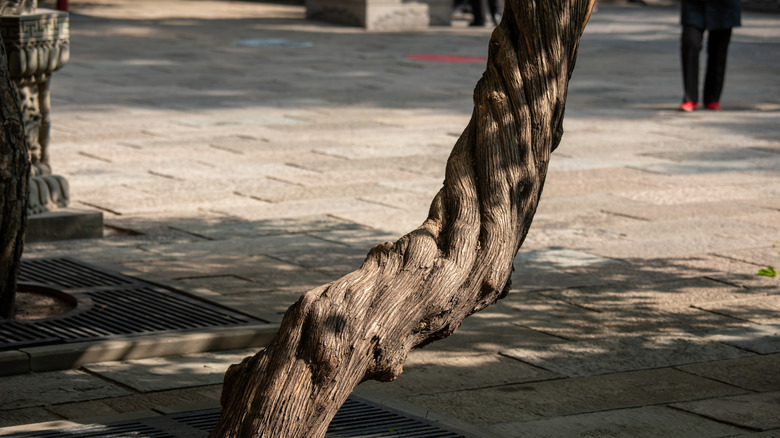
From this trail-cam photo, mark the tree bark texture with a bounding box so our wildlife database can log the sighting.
[0,32,30,319]
[212,0,595,436]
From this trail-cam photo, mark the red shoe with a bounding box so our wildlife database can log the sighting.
[705,102,722,110]
[678,101,699,112]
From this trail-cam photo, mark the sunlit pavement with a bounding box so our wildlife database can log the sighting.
[2,0,779,436]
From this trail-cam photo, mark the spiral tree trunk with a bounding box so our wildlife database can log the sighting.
[0,33,30,320]
[212,0,596,436]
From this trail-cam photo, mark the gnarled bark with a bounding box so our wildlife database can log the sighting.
[0,32,30,319]
[212,1,595,436]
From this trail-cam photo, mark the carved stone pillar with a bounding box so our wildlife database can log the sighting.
[2,9,102,241]
[1,9,69,212]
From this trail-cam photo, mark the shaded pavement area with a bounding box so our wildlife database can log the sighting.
[1,0,779,436]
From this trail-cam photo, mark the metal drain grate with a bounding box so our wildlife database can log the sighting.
[1,257,266,351]
[326,398,466,437]
[18,257,136,289]
[10,420,176,438]
[5,396,474,437]
[172,398,468,437]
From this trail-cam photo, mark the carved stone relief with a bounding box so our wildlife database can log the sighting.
[0,0,38,16]
[1,8,70,214]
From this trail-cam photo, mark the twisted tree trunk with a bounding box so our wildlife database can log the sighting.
[212,0,595,436]
[0,32,29,319]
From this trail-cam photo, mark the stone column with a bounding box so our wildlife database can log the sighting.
[1,9,102,241]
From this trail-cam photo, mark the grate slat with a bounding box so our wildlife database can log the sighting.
[6,397,473,437]
[18,258,134,289]
[169,397,471,437]
[1,258,265,351]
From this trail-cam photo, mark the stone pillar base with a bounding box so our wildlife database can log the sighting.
[306,0,430,30]
[25,208,103,243]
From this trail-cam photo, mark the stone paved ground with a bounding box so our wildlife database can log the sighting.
[2,0,779,436]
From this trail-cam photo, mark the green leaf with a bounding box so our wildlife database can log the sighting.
[757,266,777,277]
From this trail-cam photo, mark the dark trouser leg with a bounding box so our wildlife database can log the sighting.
[469,0,486,25]
[681,25,703,103]
[703,28,732,105]
[488,0,503,24]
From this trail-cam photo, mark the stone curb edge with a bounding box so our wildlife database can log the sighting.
[0,323,278,377]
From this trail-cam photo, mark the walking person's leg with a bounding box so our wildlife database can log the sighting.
[469,0,486,26]
[703,28,733,109]
[680,25,704,110]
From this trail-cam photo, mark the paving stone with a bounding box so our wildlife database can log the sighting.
[672,391,780,431]
[331,206,428,236]
[534,192,643,218]
[554,256,714,287]
[0,350,29,376]
[605,200,775,223]
[510,264,610,292]
[591,216,771,249]
[410,303,567,354]
[503,295,748,341]
[700,324,780,354]
[122,254,329,290]
[311,140,447,162]
[306,226,398,248]
[0,370,130,410]
[168,215,360,240]
[512,249,716,290]
[520,228,621,257]
[23,236,156,263]
[404,388,543,426]
[0,407,63,428]
[176,275,261,295]
[487,406,745,438]
[357,191,434,214]
[405,368,746,425]
[375,177,443,195]
[138,233,341,259]
[631,255,730,276]
[543,175,661,198]
[237,182,393,204]
[727,431,780,438]
[44,400,121,420]
[268,244,370,274]
[677,354,780,392]
[716,246,780,270]
[543,277,759,311]
[632,254,777,289]
[211,197,389,222]
[590,230,770,260]
[694,295,780,325]
[271,168,427,189]
[502,332,750,377]
[83,349,256,392]
[99,214,230,238]
[191,290,305,323]
[360,351,558,398]
[515,248,617,269]
[634,159,780,178]
[544,155,657,172]
[99,386,223,414]
[738,211,780,231]
[293,153,449,178]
